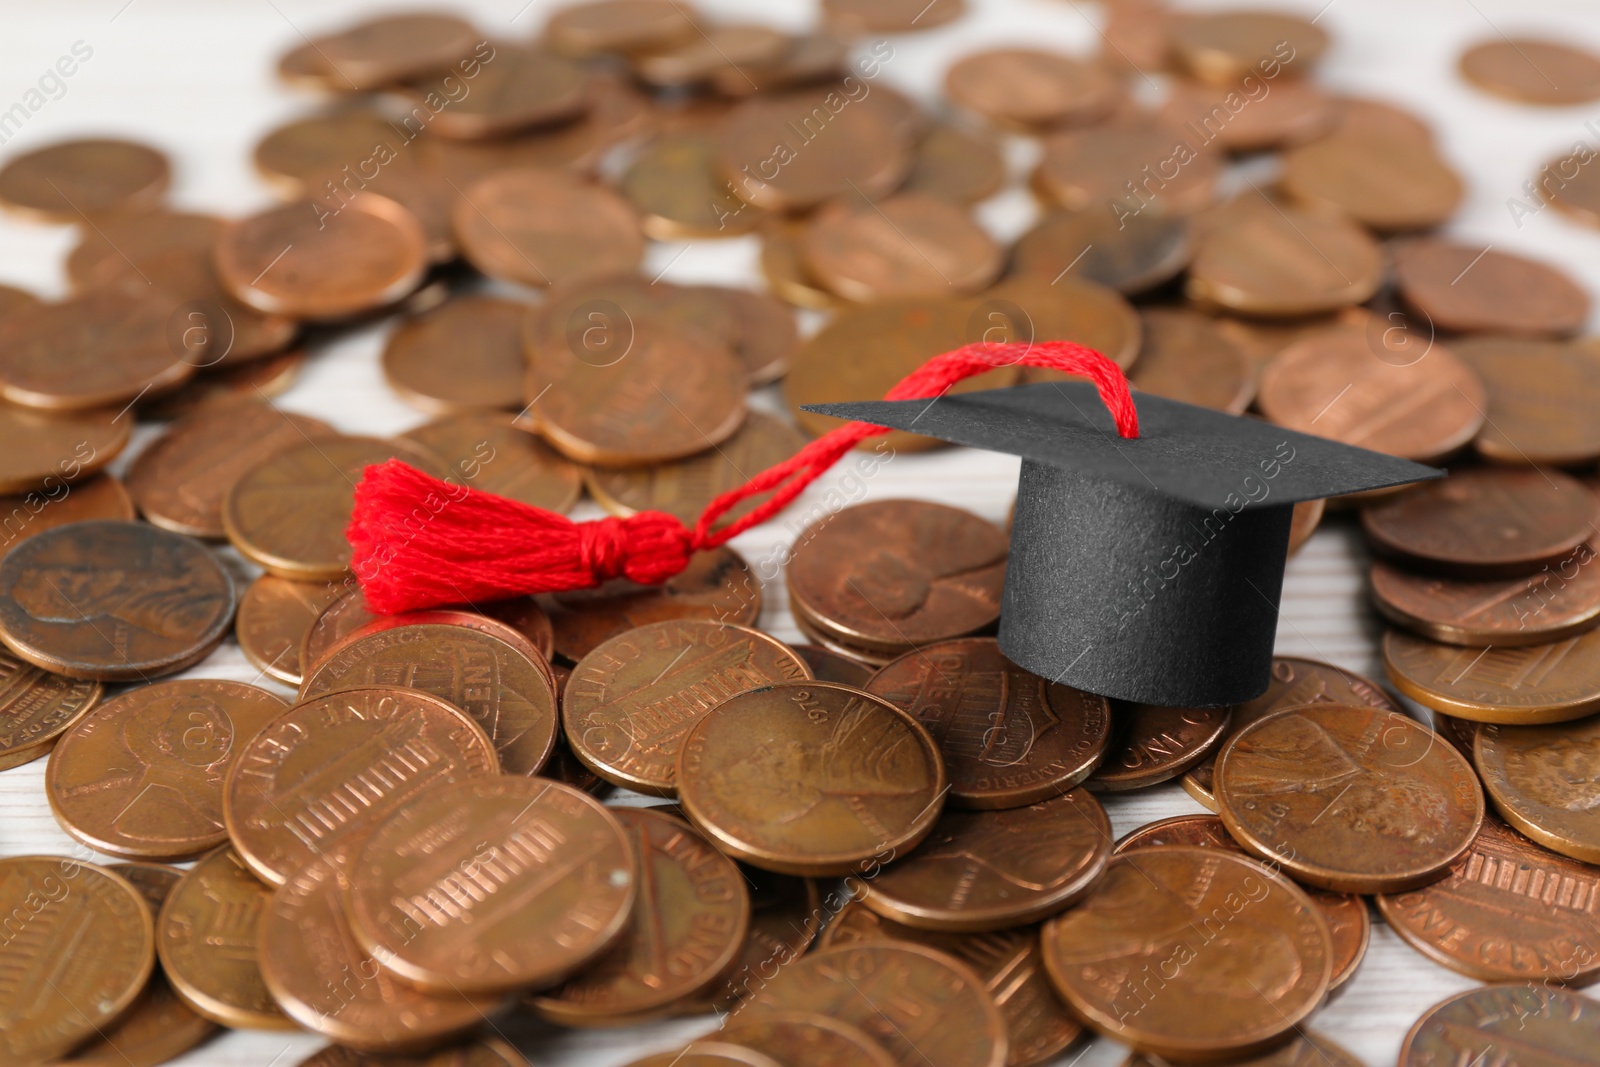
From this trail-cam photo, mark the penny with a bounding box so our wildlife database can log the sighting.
[788,500,1008,653]
[222,434,447,581]
[382,296,530,414]
[714,1012,896,1067]
[0,520,234,680]
[1281,132,1463,231]
[472,598,557,661]
[1011,209,1191,296]
[546,0,697,56]
[1034,118,1221,217]
[65,211,223,290]
[822,0,964,33]
[1257,323,1486,461]
[1187,208,1383,316]
[301,584,381,675]
[1460,38,1600,105]
[679,681,945,876]
[0,474,135,566]
[140,348,305,420]
[235,576,346,685]
[793,644,874,687]
[530,806,748,1025]
[252,110,411,196]
[0,403,118,495]
[1400,984,1600,1064]
[802,193,1003,302]
[1161,76,1336,153]
[945,49,1121,130]
[791,608,909,668]
[761,221,838,310]
[721,286,799,385]
[401,412,583,513]
[0,138,169,220]
[1371,548,1600,647]
[1167,11,1328,84]
[740,942,1006,1067]
[1384,626,1600,725]
[137,242,302,367]
[1432,710,1481,759]
[1183,655,1402,810]
[302,623,559,777]
[689,868,820,1011]
[864,638,1112,807]
[0,858,156,1064]
[1361,467,1600,578]
[565,619,810,795]
[1537,143,1600,230]
[156,847,292,1030]
[0,288,196,412]
[222,686,498,885]
[317,13,479,87]
[0,647,104,772]
[635,25,791,88]
[1100,0,1170,76]
[46,680,288,861]
[405,45,586,138]
[1394,238,1589,336]
[1476,717,1600,864]
[904,124,1005,204]
[1088,701,1231,791]
[1216,703,1484,893]
[453,168,643,289]
[1128,308,1254,414]
[1454,337,1600,465]
[1288,498,1325,556]
[522,276,740,382]
[1121,1032,1362,1067]
[340,607,552,670]
[622,133,769,240]
[216,194,428,320]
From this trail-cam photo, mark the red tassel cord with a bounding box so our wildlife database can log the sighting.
[349,340,1140,613]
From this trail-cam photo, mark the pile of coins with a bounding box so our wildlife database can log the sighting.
[3,0,1600,1065]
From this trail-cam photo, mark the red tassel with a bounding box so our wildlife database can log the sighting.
[349,340,1138,613]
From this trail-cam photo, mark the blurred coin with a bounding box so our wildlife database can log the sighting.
[0,647,101,772]
[1034,118,1220,216]
[1188,208,1382,316]
[1128,307,1253,413]
[1476,717,1600,863]
[714,1012,895,1067]
[1167,11,1327,84]
[1394,238,1588,336]
[945,49,1121,130]
[0,283,40,321]
[720,286,798,384]
[1161,76,1335,153]
[236,575,347,684]
[1121,1033,1361,1067]
[1087,701,1231,791]
[1536,143,1600,228]
[802,193,1003,301]
[1011,209,1190,295]
[1384,626,1600,725]
[403,45,586,138]
[0,138,169,220]
[978,273,1145,365]
[65,211,223,290]
[634,25,790,88]
[301,584,380,674]
[139,348,304,420]
[1287,498,1325,555]
[1371,548,1600,647]
[686,869,819,1012]
[522,276,739,383]
[546,0,698,56]
[1281,132,1462,231]
[401,412,583,512]
[622,133,769,239]
[317,12,480,88]
[761,221,838,310]
[1460,38,1600,105]
[453,168,644,288]
[0,473,135,564]
[713,32,848,96]
[382,296,529,413]
[1454,337,1600,465]
[822,0,964,32]
[1327,95,1435,141]
[1399,985,1600,1066]
[904,123,1005,204]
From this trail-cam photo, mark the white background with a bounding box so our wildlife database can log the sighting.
[3,1,1600,1064]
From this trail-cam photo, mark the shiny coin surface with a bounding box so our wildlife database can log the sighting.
[0,401,130,495]
[1394,238,1588,336]
[1384,626,1600,724]
[678,681,945,876]
[1398,983,1600,1065]
[1455,337,1600,465]
[0,138,169,220]
[401,412,583,514]
[865,638,1112,808]
[1129,308,1254,414]
[1460,38,1600,105]
[235,575,347,685]
[0,520,234,680]
[1280,131,1462,232]
[0,647,102,771]
[1476,717,1600,864]
[565,619,810,795]
[1041,847,1331,1063]
[1370,550,1600,647]
[857,789,1112,932]
[1168,10,1327,84]
[1187,206,1383,316]
[802,193,1003,302]
[46,680,287,861]
[1088,701,1231,791]
[223,687,498,885]
[382,296,530,414]
[714,1012,896,1067]
[156,846,292,1030]
[1216,703,1484,893]
[1011,209,1190,296]
[529,806,748,1026]
[453,168,643,288]
[944,48,1120,129]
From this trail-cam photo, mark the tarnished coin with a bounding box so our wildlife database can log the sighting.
[1280,132,1462,231]
[1188,208,1382,316]
[156,847,292,1030]
[1128,307,1253,413]
[0,520,234,680]
[401,412,583,514]
[865,638,1112,807]
[1088,701,1231,791]
[223,434,446,580]
[470,597,557,661]
[715,1012,895,1067]
[1361,467,1600,577]
[1460,38,1600,105]
[687,868,820,1011]
[712,30,849,96]
[1042,847,1330,1062]
[0,647,101,771]
[530,806,748,1025]
[1371,548,1600,647]
[1454,337,1600,465]
[740,942,1006,1067]
[0,138,169,220]
[1169,11,1326,83]
[1385,626,1600,725]
[46,680,288,861]
[1034,119,1221,216]
[316,12,479,87]
[802,193,1004,302]
[904,123,1005,204]
[546,0,697,56]
[1394,238,1588,336]
[66,210,223,290]
[223,687,498,885]
[622,133,769,239]
[945,49,1121,130]
[793,644,874,687]
[1121,1033,1362,1067]
[1216,703,1484,892]
[405,45,586,138]
[565,619,810,795]
[382,296,530,414]
[1399,984,1600,1064]
[1011,209,1191,295]
[1160,77,1335,153]
[302,623,559,776]
[678,681,945,876]
[1476,717,1600,864]
[858,789,1111,931]
[235,575,347,685]
[0,403,129,496]
[454,168,643,288]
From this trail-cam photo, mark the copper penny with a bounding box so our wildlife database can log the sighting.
[1034,119,1221,217]
[522,276,739,383]
[1476,718,1600,864]
[46,680,288,861]
[1431,710,1482,759]
[1257,322,1486,461]
[1399,984,1600,1065]
[688,868,820,1012]
[1535,144,1600,228]
[720,286,798,385]
[0,647,102,772]
[0,520,233,681]
[762,221,838,311]
[316,13,479,87]
[338,607,550,669]
[401,412,583,513]
[859,789,1112,931]
[156,846,292,1030]
[802,193,1003,302]
[134,242,300,366]
[1361,467,1600,577]
[1454,337,1600,465]
[1281,132,1463,232]
[565,619,810,795]
[678,681,945,876]
[1187,208,1382,317]
[301,585,382,674]
[453,168,643,288]
[633,25,790,88]
[1011,209,1191,296]
[1099,0,1170,76]
[0,400,121,494]
[1395,237,1589,336]
[469,597,556,661]
[1216,703,1484,893]
[235,575,347,685]
[223,434,447,581]
[0,474,135,565]
[1160,77,1336,153]
[1088,701,1231,791]
[1371,548,1600,647]
[529,806,748,1025]
[65,211,223,290]
[222,686,498,886]
[793,644,874,687]
[739,942,1006,1067]
[1287,498,1325,556]
[622,133,769,240]
[252,110,412,196]
[0,857,155,1064]
[217,195,428,320]
[1128,308,1254,414]
[1384,626,1600,725]
[546,0,697,56]
[0,138,169,220]
[301,623,559,777]
[946,49,1122,129]
[1460,38,1600,105]
[864,638,1112,808]
[714,1012,895,1067]
[1121,1032,1362,1067]
[1042,847,1330,1062]
[405,45,586,138]
[140,348,304,421]
[1183,655,1401,810]
[382,296,530,414]
[1167,11,1327,84]
[993,276,1145,378]
[904,124,1005,205]
[822,0,963,31]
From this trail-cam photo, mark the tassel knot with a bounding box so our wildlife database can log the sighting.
[578,516,632,582]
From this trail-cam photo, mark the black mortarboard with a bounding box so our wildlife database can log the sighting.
[803,381,1441,707]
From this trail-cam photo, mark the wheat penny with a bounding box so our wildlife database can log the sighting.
[1476,717,1600,865]
[0,138,169,220]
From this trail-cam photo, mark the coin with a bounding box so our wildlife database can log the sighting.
[1537,143,1600,228]
[714,1012,896,1067]
[156,846,293,1030]
[317,12,479,87]
[944,48,1120,130]
[864,638,1112,807]
[1011,209,1191,296]
[341,607,552,669]
[565,619,810,795]
[679,681,945,876]
[382,296,530,414]
[453,168,644,288]
[1385,626,1600,725]
[622,133,769,240]
[1121,1032,1362,1067]
[1280,131,1463,231]
[1370,549,1600,647]
[1431,710,1482,758]
[1215,703,1484,892]
[140,348,305,420]
[740,942,1006,1067]
[1398,984,1600,1065]
[222,434,446,581]
[1160,77,1336,153]
[904,123,1005,204]
[216,194,428,319]
[1476,717,1600,864]
[235,575,346,685]
[1169,10,1327,83]
[1257,323,1486,461]
[401,412,583,513]
[720,287,798,386]
[1088,701,1231,791]
[1454,337,1600,465]
[1361,467,1600,578]
[793,644,874,687]
[301,584,381,673]
[0,857,156,1063]
[470,597,557,660]
[223,686,499,885]
[761,221,838,310]
[405,45,586,138]
[0,520,234,680]
[1460,38,1600,105]
[0,648,102,772]
[135,241,300,366]
[1034,119,1221,217]
[1127,308,1253,414]
[522,275,739,382]
[634,25,791,88]
[802,193,1004,302]
[529,806,748,1025]
[1394,237,1588,336]
[0,404,119,494]
[302,623,559,776]
[65,211,223,290]
[689,868,820,1011]
[1187,207,1383,316]
[0,138,169,220]
[1287,498,1325,556]
[546,0,697,56]
[0,475,136,566]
